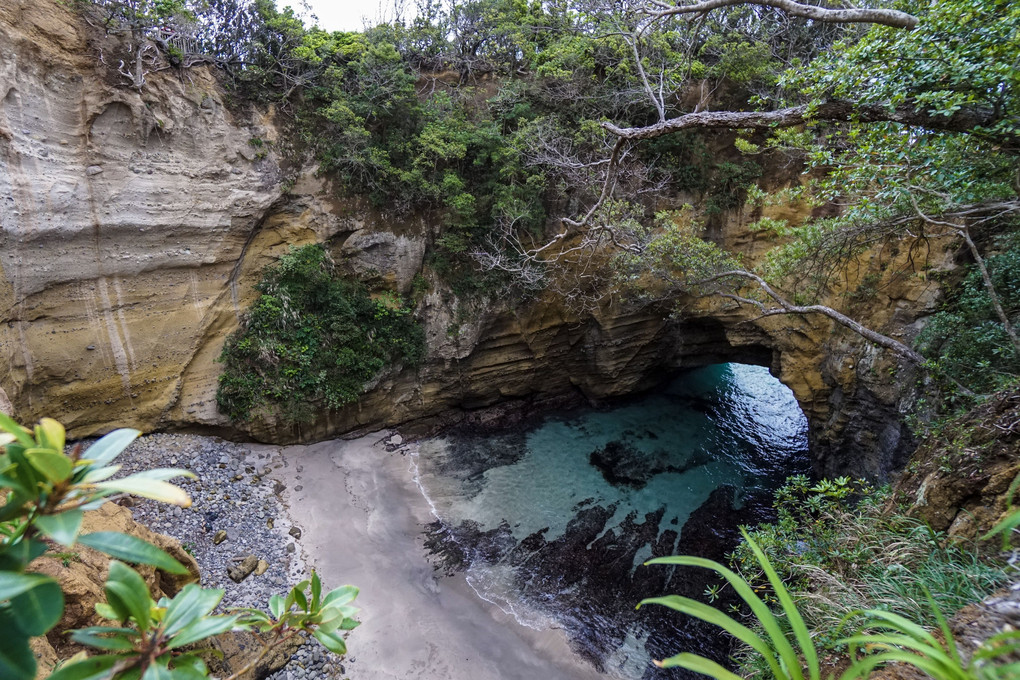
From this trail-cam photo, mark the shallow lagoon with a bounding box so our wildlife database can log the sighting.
[415,363,811,678]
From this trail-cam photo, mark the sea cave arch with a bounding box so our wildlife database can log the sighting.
[663,311,917,482]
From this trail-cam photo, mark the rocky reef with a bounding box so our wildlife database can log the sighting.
[0,0,951,479]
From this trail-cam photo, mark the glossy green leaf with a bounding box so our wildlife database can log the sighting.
[36,418,66,454]
[129,468,196,482]
[166,614,240,649]
[79,465,122,484]
[36,511,84,546]
[322,585,359,607]
[78,532,189,575]
[80,429,141,467]
[141,661,174,680]
[68,627,138,651]
[311,570,321,610]
[25,448,72,483]
[293,586,308,611]
[169,653,208,676]
[94,602,119,621]
[105,561,153,631]
[269,594,284,619]
[656,652,742,679]
[742,528,819,680]
[95,477,191,507]
[0,571,59,601]
[313,628,347,655]
[638,594,772,662]
[0,611,34,680]
[0,493,32,523]
[47,655,121,680]
[163,584,224,636]
[0,413,34,447]
[10,578,63,636]
[0,538,47,572]
[167,665,207,680]
[644,553,797,680]
[0,472,30,495]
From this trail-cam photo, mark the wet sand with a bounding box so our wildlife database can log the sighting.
[265,434,609,680]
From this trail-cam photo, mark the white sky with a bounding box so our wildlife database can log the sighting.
[297,0,412,32]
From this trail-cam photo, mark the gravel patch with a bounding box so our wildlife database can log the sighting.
[114,433,348,679]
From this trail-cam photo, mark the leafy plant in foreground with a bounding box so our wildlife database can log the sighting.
[0,413,360,679]
[731,475,1010,643]
[0,413,194,679]
[843,593,1020,680]
[639,528,821,680]
[52,568,359,680]
[642,510,1018,680]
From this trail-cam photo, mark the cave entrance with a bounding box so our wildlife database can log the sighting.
[414,361,811,678]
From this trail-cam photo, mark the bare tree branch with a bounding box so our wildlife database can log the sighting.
[906,195,1020,357]
[640,0,918,30]
[699,270,926,363]
[603,100,1005,141]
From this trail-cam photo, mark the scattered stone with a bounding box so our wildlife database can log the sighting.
[86,165,103,176]
[227,554,259,583]
[388,434,403,447]
[107,433,343,679]
[288,527,302,540]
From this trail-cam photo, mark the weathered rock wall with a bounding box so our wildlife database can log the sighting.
[0,0,947,479]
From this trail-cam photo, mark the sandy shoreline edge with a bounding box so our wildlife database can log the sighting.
[260,432,610,680]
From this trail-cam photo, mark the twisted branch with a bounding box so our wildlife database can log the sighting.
[640,0,918,29]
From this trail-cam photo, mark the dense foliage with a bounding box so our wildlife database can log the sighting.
[216,245,425,424]
[80,0,798,292]
[731,477,1010,648]
[641,475,1017,680]
[0,414,359,680]
[917,239,1020,401]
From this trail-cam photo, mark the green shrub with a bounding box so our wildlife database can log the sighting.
[642,525,1019,680]
[216,244,426,424]
[722,476,1011,678]
[916,242,1020,402]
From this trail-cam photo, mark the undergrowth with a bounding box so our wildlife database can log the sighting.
[916,236,1020,414]
[728,475,1012,677]
[216,244,425,424]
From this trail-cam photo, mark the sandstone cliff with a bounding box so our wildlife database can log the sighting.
[0,0,949,479]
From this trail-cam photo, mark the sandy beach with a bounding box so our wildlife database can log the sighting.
[262,434,610,680]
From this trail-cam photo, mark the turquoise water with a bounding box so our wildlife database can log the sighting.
[415,364,810,678]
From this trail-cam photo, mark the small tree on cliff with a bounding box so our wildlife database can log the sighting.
[476,0,1020,393]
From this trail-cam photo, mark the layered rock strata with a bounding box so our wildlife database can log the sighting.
[0,0,945,479]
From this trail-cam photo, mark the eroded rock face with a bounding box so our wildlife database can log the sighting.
[0,0,285,434]
[0,0,943,480]
[890,387,1020,540]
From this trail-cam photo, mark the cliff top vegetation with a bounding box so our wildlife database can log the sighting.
[77,0,1020,415]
